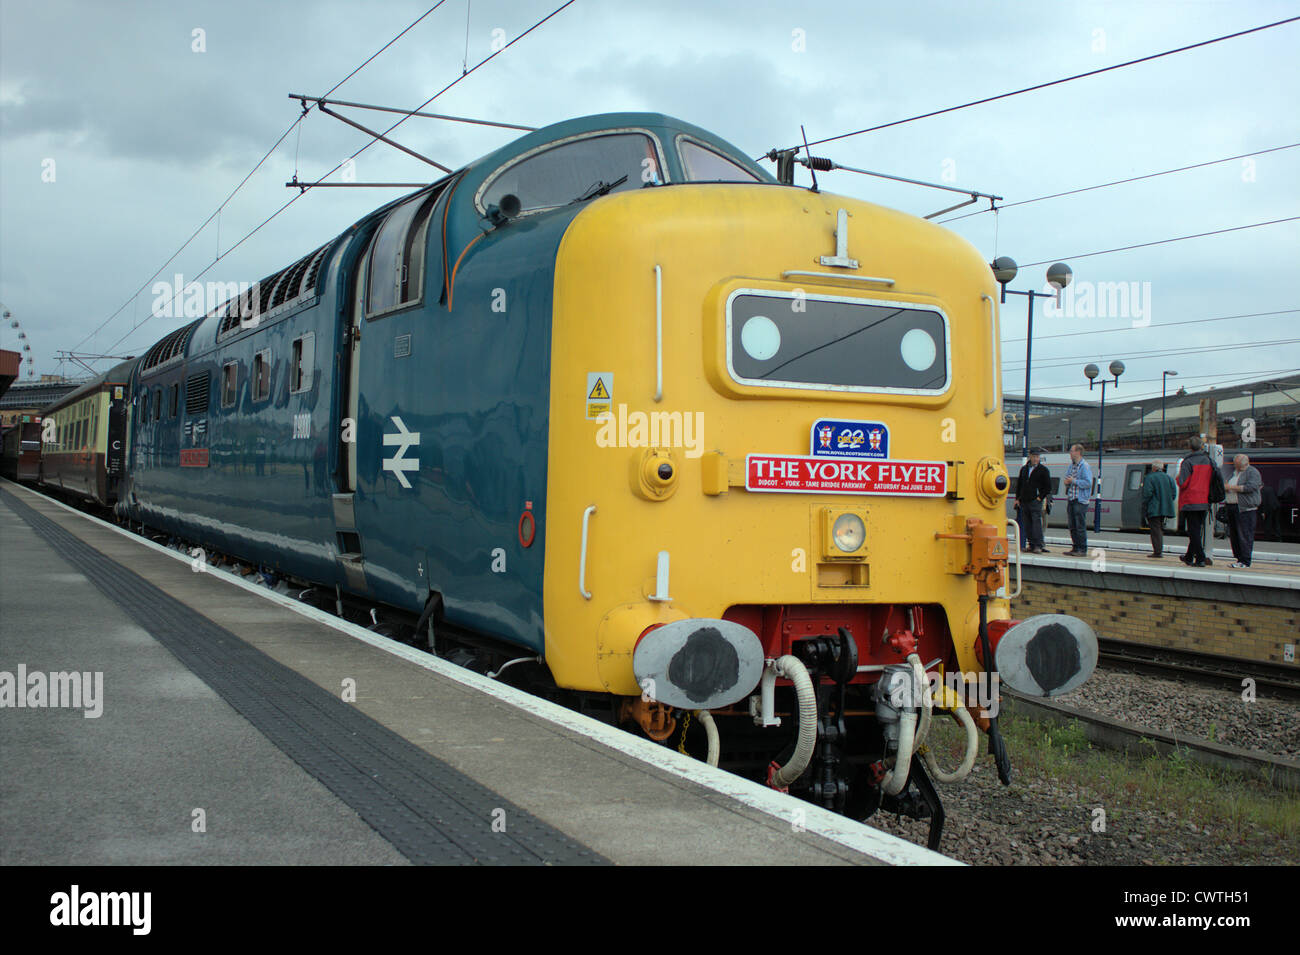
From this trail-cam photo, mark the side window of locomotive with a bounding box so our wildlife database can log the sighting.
[140,391,149,423]
[727,292,949,394]
[169,383,179,418]
[480,133,661,216]
[290,333,315,394]
[252,350,272,402]
[222,362,238,408]
[679,140,761,182]
[366,193,436,319]
[153,388,162,421]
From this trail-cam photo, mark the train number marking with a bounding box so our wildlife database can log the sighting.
[382,416,420,488]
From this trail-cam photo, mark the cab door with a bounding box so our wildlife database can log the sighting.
[335,187,445,607]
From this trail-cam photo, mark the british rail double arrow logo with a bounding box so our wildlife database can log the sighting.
[382,416,420,489]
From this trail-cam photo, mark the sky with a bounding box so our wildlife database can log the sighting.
[2,0,1297,408]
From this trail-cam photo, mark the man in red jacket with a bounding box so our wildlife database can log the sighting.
[1177,435,1214,567]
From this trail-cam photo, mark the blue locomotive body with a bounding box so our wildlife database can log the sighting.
[120,112,753,653]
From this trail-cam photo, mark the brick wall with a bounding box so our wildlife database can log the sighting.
[1013,580,1298,666]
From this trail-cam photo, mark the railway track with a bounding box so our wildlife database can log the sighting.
[1097,637,1300,702]
[1001,689,1300,793]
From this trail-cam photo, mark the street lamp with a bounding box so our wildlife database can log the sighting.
[991,257,1073,458]
[1161,370,1178,448]
[1085,359,1124,532]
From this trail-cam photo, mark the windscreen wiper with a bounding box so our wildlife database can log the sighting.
[570,174,629,204]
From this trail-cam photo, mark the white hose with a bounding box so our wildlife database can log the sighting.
[880,711,917,795]
[696,710,720,767]
[767,656,818,788]
[921,704,980,783]
[909,653,932,751]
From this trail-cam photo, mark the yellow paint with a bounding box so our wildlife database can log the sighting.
[543,185,1009,694]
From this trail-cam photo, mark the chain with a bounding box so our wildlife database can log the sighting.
[677,711,692,755]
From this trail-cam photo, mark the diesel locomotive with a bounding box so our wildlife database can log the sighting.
[63,112,1101,843]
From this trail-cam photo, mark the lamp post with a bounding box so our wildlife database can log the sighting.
[1161,370,1178,448]
[991,257,1073,459]
[1085,360,1124,532]
[1135,405,1143,450]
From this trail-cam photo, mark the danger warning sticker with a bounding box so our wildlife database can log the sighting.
[586,372,612,420]
[745,454,947,497]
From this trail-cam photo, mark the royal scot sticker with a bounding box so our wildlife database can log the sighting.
[811,419,889,459]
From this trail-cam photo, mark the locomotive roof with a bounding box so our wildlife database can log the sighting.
[135,112,771,365]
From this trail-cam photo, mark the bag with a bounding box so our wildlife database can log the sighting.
[1208,465,1225,505]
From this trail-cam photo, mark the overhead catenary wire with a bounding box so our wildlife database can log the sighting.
[107,0,577,355]
[1005,337,1300,370]
[788,16,1300,152]
[79,2,450,357]
[1025,367,1299,398]
[1001,308,1299,344]
[937,143,1300,225]
[1017,216,1300,269]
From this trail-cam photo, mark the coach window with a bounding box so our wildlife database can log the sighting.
[290,333,315,394]
[252,349,272,402]
[478,132,663,217]
[1128,469,1144,491]
[678,138,761,182]
[365,192,436,319]
[222,362,238,407]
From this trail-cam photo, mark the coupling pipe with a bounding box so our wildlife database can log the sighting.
[764,656,818,788]
[874,662,925,796]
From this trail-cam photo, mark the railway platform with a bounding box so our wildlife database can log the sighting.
[0,479,951,867]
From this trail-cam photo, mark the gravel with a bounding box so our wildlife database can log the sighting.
[868,748,1295,865]
[1057,666,1300,761]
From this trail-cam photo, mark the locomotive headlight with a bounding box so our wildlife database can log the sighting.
[832,513,866,552]
[820,506,869,560]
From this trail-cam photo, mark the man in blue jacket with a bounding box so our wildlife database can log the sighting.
[1061,443,1093,556]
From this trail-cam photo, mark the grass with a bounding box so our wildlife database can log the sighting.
[925,706,1300,843]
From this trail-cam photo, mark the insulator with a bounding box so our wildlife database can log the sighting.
[802,155,834,171]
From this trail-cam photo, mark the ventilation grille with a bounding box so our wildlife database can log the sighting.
[140,319,202,375]
[185,372,210,415]
[214,242,331,340]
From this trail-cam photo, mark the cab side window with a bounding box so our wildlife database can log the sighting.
[480,133,661,216]
[222,362,239,408]
[366,193,437,318]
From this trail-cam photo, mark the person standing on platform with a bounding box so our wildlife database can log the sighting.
[1062,443,1093,556]
[1141,461,1177,558]
[1015,448,1052,553]
[1225,454,1262,568]
[1177,436,1214,567]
